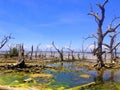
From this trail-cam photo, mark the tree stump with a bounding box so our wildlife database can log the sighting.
[15,59,26,68]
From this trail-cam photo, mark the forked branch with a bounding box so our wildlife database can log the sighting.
[0,34,12,49]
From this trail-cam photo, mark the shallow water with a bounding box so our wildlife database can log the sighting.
[0,62,120,89]
[42,62,96,89]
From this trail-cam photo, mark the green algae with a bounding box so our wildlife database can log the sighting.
[0,61,120,90]
[86,82,120,90]
[69,82,96,90]
[0,71,54,88]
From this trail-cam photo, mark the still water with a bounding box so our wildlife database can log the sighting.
[0,61,120,89]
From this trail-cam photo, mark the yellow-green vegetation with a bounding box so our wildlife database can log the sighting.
[79,74,91,79]
[30,73,53,78]
[69,82,96,90]
[1,61,120,90]
[46,80,55,86]
[0,85,53,90]
[32,84,53,90]
[57,87,65,90]
[0,85,32,90]
[85,82,120,90]
[70,82,120,90]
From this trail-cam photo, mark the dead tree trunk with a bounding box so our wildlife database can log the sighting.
[50,48,54,58]
[88,0,120,69]
[103,32,120,63]
[66,41,75,60]
[35,44,40,59]
[77,52,81,60]
[30,45,33,60]
[52,41,64,61]
[17,44,26,68]
[109,33,117,63]
[96,28,104,68]
[82,39,86,60]
[89,1,107,68]
[67,52,70,60]
[67,49,75,60]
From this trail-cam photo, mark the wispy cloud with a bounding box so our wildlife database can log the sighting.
[33,12,88,28]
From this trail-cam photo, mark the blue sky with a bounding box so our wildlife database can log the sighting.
[0,0,120,51]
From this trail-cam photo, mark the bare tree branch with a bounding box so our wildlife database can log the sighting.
[102,0,109,7]
[103,17,120,37]
[112,42,120,52]
[103,43,110,49]
[109,17,120,27]
[52,41,61,53]
[85,34,98,40]
[103,18,120,37]
[66,41,75,60]
[88,12,101,21]
[0,34,12,49]
[52,41,64,61]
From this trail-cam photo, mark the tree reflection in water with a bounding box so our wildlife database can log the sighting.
[94,69,115,84]
[94,70,105,84]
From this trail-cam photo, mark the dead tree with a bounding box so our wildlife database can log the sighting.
[66,41,75,60]
[50,47,53,57]
[81,39,86,60]
[67,48,75,60]
[103,32,120,63]
[35,44,40,59]
[49,47,55,59]
[77,51,81,60]
[88,0,120,69]
[0,34,12,49]
[30,45,33,60]
[52,41,64,61]
[17,44,26,68]
[67,52,70,60]
[82,37,96,60]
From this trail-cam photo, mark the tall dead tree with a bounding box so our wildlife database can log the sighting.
[81,39,86,60]
[30,45,33,60]
[52,41,64,61]
[18,44,24,60]
[35,44,40,59]
[88,0,120,69]
[103,32,120,63]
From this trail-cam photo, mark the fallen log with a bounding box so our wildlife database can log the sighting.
[15,59,26,68]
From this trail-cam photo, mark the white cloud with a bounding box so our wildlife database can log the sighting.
[85,44,95,51]
[46,44,53,49]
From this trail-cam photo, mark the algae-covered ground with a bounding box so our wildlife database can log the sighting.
[0,61,120,90]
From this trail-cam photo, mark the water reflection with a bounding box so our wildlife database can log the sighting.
[48,62,120,88]
[0,62,120,89]
[94,70,105,84]
[109,70,114,82]
[94,69,116,85]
